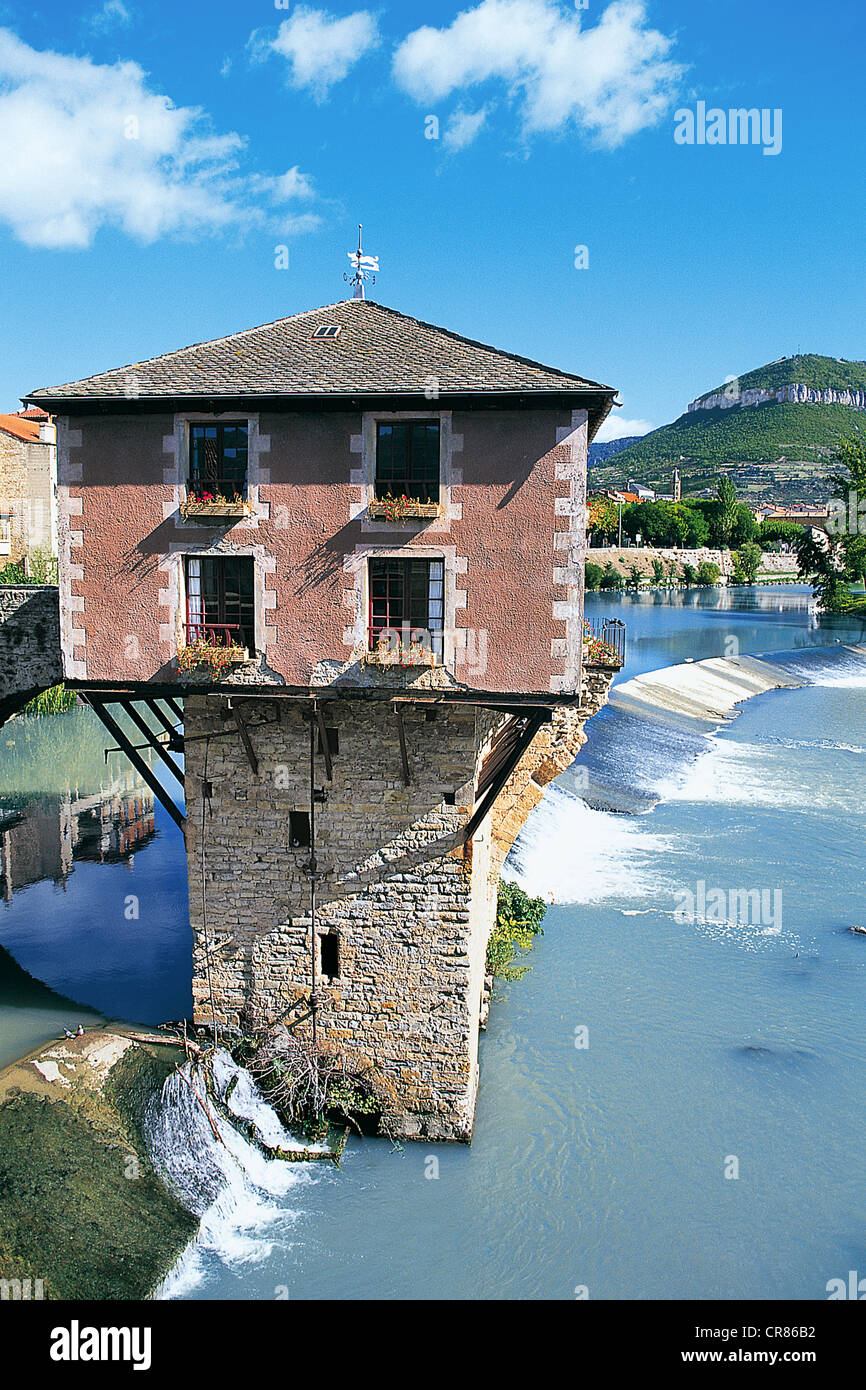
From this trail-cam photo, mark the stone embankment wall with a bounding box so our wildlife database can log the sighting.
[588,546,733,578]
[587,547,799,581]
[184,666,615,1142]
[0,585,62,725]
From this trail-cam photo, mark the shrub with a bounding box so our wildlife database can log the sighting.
[585,560,604,591]
[600,562,624,590]
[486,881,548,981]
[696,560,722,586]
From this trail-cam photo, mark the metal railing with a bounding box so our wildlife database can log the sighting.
[184,621,249,649]
[583,617,626,668]
[187,479,248,501]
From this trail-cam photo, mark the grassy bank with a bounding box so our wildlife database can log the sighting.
[0,1035,196,1300]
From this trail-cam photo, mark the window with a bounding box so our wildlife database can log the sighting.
[320,933,340,980]
[0,514,11,556]
[185,555,255,652]
[312,325,341,339]
[375,420,440,503]
[289,811,311,848]
[369,557,444,660]
[189,422,248,500]
[317,727,339,757]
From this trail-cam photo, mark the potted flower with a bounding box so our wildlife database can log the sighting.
[368,493,442,522]
[177,634,249,679]
[180,487,252,521]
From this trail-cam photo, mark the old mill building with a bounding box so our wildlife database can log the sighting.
[24,284,622,1141]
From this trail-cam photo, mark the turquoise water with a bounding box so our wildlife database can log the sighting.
[2,585,865,1299]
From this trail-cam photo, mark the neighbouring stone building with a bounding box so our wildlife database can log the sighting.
[25,287,621,1140]
[0,409,57,567]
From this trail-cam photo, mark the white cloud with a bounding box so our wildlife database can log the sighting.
[442,105,489,152]
[88,0,132,32]
[0,29,318,249]
[594,415,655,442]
[252,6,380,101]
[393,0,683,148]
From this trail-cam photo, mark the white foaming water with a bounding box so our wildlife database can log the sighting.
[506,785,680,907]
[144,1050,323,1299]
[664,736,866,814]
[775,647,866,688]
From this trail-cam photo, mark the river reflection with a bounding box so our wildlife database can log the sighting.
[0,705,191,1042]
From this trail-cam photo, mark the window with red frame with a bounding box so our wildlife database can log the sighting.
[185,555,255,652]
[369,557,444,659]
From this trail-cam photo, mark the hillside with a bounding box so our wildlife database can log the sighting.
[592,354,866,502]
[588,435,642,466]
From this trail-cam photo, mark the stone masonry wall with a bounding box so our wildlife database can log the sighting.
[185,676,614,1142]
[0,586,62,725]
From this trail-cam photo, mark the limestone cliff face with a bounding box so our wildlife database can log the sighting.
[688,383,866,413]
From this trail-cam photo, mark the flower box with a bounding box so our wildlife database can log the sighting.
[177,639,250,679]
[364,644,439,669]
[368,497,442,523]
[180,494,252,521]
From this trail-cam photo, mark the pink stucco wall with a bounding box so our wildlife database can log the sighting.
[57,404,586,697]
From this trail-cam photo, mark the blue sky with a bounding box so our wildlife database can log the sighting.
[0,0,863,434]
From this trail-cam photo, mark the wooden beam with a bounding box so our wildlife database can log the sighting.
[147,698,184,750]
[314,705,333,782]
[228,701,259,776]
[393,703,411,787]
[460,710,548,845]
[83,698,186,834]
[116,699,185,788]
[163,695,185,724]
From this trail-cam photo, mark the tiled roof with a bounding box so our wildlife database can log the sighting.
[0,413,42,442]
[25,298,612,403]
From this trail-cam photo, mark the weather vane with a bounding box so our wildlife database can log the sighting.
[345,224,379,299]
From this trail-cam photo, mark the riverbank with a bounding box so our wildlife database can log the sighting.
[587,545,799,585]
[0,1026,196,1299]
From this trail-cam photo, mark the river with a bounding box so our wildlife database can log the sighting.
[2,584,864,1299]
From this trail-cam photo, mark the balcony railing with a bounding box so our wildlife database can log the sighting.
[366,624,442,666]
[188,478,248,500]
[184,621,251,651]
[583,618,626,669]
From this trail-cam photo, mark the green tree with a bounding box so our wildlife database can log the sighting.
[588,496,620,545]
[681,562,698,585]
[716,475,739,546]
[651,559,665,584]
[600,562,624,591]
[758,520,803,550]
[626,561,642,589]
[696,560,722,586]
[585,560,604,590]
[795,528,849,611]
[732,541,762,584]
[680,504,710,548]
[730,504,758,548]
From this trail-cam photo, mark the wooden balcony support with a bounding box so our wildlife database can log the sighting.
[459,709,550,845]
[81,695,186,834]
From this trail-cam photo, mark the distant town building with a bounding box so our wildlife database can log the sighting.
[755,504,829,528]
[0,408,57,565]
[627,479,655,500]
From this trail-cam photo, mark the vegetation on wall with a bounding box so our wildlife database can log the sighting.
[486,881,548,982]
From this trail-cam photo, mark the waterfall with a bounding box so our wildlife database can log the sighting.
[143,1049,329,1298]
